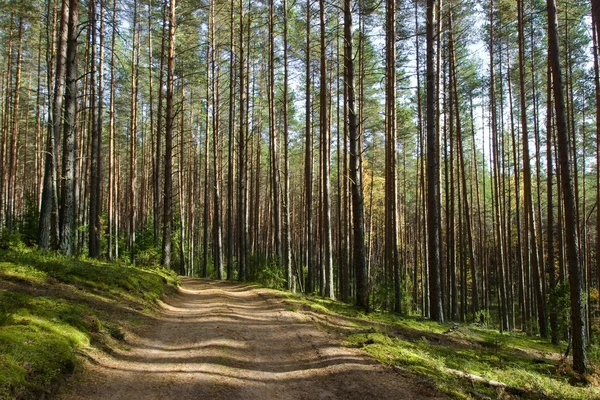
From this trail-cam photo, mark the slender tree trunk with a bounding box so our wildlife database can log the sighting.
[305,0,314,293]
[238,0,247,281]
[179,81,187,275]
[448,12,479,320]
[7,18,23,233]
[268,0,281,262]
[283,0,293,290]
[518,0,547,338]
[226,0,235,280]
[149,0,160,248]
[344,0,366,308]
[320,0,334,299]
[386,0,401,313]
[59,0,79,255]
[489,0,509,331]
[211,1,223,280]
[547,0,586,374]
[547,59,559,345]
[129,0,139,263]
[593,12,600,345]
[35,29,44,212]
[107,0,117,259]
[0,17,14,232]
[89,0,103,257]
[40,0,67,250]
[161,0,176,267]
[203,46,211,277]
[427,0,443,322]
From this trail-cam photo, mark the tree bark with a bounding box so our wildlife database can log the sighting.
[305,0,314,293]
[58,0,78,256]
[161,0,176,268]
[344,0,366,309]
[547,0,586,374]
[211,1,223,280]
[226,0,236,280]
[238,0,247,281]
[320,0,334,299]
[283,0,293,290]
[40,0,67,250]
[426,0,443,322]
[386,0,401,313]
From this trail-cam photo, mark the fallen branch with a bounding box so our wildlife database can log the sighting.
[443,368,527,396]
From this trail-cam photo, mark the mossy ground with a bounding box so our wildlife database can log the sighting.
[0,248,178,400]
[283,294,600,400]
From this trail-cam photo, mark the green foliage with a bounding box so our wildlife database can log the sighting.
[550,281,571,335]
[0,248,178,399]
[136,247,162,268]
[476,309,491,328]
[369,273,414,315]
[0,231,26,251]
[247,254,286,290]
[18,197,39,247]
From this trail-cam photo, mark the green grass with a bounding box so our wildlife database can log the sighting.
[282,293,600,400]
[0,248,178,400]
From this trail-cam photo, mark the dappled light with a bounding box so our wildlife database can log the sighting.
[58,279,443,400]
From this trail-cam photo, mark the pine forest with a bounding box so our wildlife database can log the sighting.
[1,0,600,396]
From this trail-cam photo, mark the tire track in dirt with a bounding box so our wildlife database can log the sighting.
[58,278,446,400]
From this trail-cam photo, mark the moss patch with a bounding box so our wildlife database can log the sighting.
[281,292,600,399]
[0,248,178,399]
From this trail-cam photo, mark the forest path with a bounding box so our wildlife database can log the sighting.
[58,278,445,400]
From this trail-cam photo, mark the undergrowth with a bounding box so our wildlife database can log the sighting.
[0,248,178,400]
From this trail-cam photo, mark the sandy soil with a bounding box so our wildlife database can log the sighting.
[58,278,446,400]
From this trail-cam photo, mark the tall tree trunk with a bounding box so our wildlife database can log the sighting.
[161,0,176,267]
[489,0,509,332]
[426,0,443,322]
[0,17,14,232]
[448,12,479,320]
[35,29,44,212]
[547,0,586,374]
[179,82,187,275]
[268,0,281,262]
[7,18,23,233]
[226,0,235,280]
[320,0,334,299]
[40,0,67,250]
[305,0,314,293]
[211,0,223,280]
[518,0,547,338]
[203,46,211,278]
[283,0,293,290]
[89,0,103,257]
[547,59,559,345]
[107,0,117,259]
[344,0,366,308]
[238,0,247,281]
[386,0,401,313]
[149,0,160,248]
[593,11,600,347]
[129,0,139,263]
[59,0,79,255]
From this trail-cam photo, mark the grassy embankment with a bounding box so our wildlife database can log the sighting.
[282,293,600,400]
[0,247,178,400]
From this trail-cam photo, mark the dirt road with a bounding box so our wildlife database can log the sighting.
[59,278,445,400]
